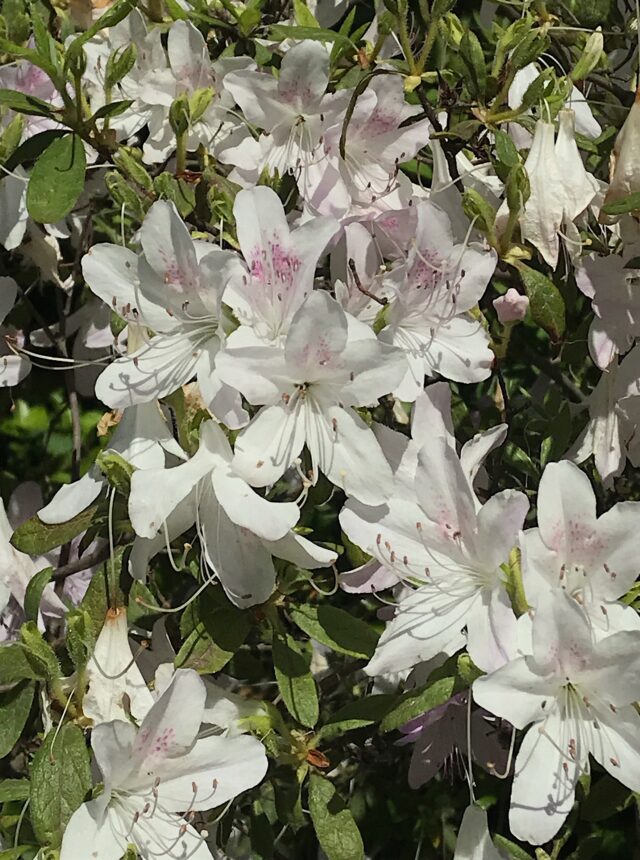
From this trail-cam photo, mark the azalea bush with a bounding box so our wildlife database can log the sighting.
[1,0,640,858]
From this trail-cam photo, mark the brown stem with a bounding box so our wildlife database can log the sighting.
[52,544,111,581]
[348,259,387,306]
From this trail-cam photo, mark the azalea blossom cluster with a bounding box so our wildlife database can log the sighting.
[2,1,640,858]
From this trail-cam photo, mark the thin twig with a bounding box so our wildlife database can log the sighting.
[52,544,111,581]
[348,259,387,306]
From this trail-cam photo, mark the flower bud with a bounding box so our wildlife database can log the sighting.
[493,288,529,323]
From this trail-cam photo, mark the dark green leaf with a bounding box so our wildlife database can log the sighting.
[0,88,58,117]
[0,779,30,803]
[317,695,395,741]
[268,25,354,50]
[380,676,455,732]
[11,504,99,555]
[91,99,134,121]
[580,774,633,822]
[175,603,250,674]
[26,134,86,223]
[308,774,365,860]
[4,129,65,171]
[289,604,378,659]
[30,723,91,848]
[0,681,34,757]
[516,263,565,341]
[459,30,486,100]
[0,644,40,685]
[24,566,53,623]
[96,450,134,495]
[273,633,318,728]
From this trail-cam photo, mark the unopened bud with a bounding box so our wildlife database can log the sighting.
[493,289,529,323]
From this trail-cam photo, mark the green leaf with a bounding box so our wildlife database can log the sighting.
[268,25,354,50]
[0,644,41,685]
[516,263,565,341]
[153,171,196,218]
[96,450,134,495]
[0,681,35,757]
[308,774,365,860]
[459,30,486,101]
[317,694,395,741]
[0,88,58,117]
[104,43,137,90]
[518,67,555,112]
[273,633,318,728]
[66,608,96,671]
[509,30,550,73]
[26,134,86,223]
[19,622,61,682]
[24,566,53,623]
[293,0,319,27]
[91,99,134,121]
[462,188,496,236]
[175,603,250,674]
[493,835,533,859]
[289,605,378,659]
[601,191,640,217]
[4,128,65,171]
[30,723,91,849]
[0,779,30,803]
[494,128,520,167]
[11,504,99,555]
[380,676,455,732]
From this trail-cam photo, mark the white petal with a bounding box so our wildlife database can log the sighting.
[95,331,205,409]
[536,460,597,558]
[199,486,277,607]
[232,402,306,488]
[309,403,394,504]
[366,585,474,676]
[472,657,557,730]
[39,470,104,524]
[211,463,299,541]
[509,710,584,844]
[60,801,126,860]
[265,531,337,569]
[587,703,640,790]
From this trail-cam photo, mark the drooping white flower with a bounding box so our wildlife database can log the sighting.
[453,804,504,860]
[602,89,640,219]
[128,419,336,607]
[83,200,246,426]
[575,253,640,369]
[60,669,268,860]
[473,589,640,844]
[217,290,407,504]
[84,607,155,725]
[569,345,640,485]
[521,459,640,636]
[378,200,496,396]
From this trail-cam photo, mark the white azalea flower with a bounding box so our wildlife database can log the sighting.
[225,186,338,343]
[453,804,503,860]
[343,411,528,675]
[473,589,640,844]
[521,459,640,636]
[224,42,348,201]
[378,200,496,396]
[83,200,246,426]
[217,290,407,504]
[60,669,268,860]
